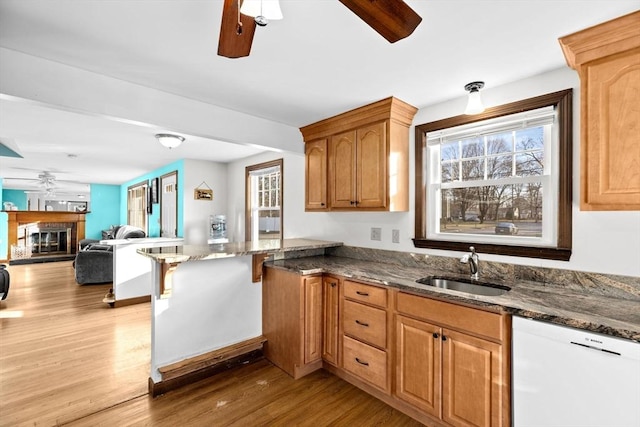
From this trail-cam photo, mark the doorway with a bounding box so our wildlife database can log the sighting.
[127,180,148,233]
[160,171,178,237]
[245,159,283,241]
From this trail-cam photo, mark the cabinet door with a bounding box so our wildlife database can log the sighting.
[441,328,503,427]
[582,48,640,210]
[305,139,328,210]
[322,276,340,365]
[304,275,323,364]
[395,315,442,418]
[329,130,357,208]
[356,121,387,208]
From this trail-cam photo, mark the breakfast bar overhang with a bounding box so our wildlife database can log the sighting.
[138,238,342,394]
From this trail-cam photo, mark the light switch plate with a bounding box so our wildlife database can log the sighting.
[370,227,382,241]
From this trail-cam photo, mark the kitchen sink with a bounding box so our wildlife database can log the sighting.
[416,276,511,296]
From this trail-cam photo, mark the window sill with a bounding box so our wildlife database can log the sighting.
[412,238,571,261]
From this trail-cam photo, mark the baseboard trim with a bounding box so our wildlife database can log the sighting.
[149,349,264,397]
[149,336,267,397]
[113,295,151,308]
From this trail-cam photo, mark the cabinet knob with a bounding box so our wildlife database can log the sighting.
[433,332,439,339]
[355,357,369,366]
[330,282,336,288]
[442,335,447,341]
[321,203,325,206]
[355,320,369,327]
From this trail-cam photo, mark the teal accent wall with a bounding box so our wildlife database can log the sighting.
[120,160,184,238]
[0,179,6,260]
[85,184,120,240]
[2,189,27,210]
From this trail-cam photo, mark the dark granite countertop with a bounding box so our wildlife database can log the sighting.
[137,238,343,264]
[265,255,640,342]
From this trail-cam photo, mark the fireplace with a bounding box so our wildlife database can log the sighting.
[5,211,86,262]
[30,227,72,255]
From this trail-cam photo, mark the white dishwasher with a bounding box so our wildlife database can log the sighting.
[512,316,640,426]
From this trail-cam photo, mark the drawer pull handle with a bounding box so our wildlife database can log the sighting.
[355,357,369,366]
[355,320,369,327]
[356,291,369,296]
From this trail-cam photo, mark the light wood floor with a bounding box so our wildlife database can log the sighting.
[0,261,423,426]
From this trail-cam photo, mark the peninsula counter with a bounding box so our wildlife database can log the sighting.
[137,238,342,391]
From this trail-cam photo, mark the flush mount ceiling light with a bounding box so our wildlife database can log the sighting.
[155,133,185,149]
[240,0,283,27]
[464,81,485,115]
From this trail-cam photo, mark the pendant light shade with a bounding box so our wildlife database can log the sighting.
[240,0,283,22]
[464,81,485,115]
[156,133,185,149]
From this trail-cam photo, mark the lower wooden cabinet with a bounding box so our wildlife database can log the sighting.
[263,270,511,426]
[396,315,442,418]
[442,328,503,427]
[322,275,341,366]
[395,292,510,427]
[342,335,388,391]
[262,267,322,379]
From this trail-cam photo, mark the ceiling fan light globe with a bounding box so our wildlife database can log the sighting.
[240,0,283,20]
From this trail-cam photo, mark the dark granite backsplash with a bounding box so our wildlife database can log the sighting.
[326,246,640,301]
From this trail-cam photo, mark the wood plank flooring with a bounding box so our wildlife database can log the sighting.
[0,261,424,426]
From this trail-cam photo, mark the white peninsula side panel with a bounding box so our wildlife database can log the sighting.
[150,255,261,382]
[111,237,184,301]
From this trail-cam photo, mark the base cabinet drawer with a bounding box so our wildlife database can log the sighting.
[344,280,387,308]
[342,335,388,392]
[343,299,387,348]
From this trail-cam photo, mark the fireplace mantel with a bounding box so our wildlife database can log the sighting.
[5,211,86,261]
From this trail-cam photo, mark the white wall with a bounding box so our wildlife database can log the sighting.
[0,48,303,154]
[227,68,640,277]
[182,159,228,245]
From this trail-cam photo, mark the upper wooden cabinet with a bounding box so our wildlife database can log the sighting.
[300,97,417,211]
[305,139,328,210]
[559,11,640,210]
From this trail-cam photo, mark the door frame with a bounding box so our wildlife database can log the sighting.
[160,170,178,237]
[245,158,283,241]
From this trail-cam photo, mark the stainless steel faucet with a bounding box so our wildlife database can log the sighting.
[460,246,479,279]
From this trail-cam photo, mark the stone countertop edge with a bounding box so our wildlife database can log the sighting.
[101,237,185,246]
[136,238,343,264]
[265,256,640,343]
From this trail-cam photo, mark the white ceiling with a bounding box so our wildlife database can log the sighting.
[0,0,638,193]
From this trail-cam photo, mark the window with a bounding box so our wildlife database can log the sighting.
[127,181,148,233]
[246,159,283,241]
[414,90,572,260]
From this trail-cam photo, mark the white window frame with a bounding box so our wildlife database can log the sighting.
[425,106,558,247]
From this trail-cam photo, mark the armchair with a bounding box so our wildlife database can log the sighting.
[74,225,146,285]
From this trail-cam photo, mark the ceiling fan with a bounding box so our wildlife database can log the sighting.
[218,0,423,58]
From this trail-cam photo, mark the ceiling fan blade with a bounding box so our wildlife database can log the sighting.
[339,0,422,43]
[218,0,257,58]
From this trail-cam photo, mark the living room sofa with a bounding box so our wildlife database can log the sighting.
[74,225,146,285]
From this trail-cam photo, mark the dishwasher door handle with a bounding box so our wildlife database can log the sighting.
[570,341,621,356]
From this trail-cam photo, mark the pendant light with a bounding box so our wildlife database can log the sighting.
[464,81,485,115]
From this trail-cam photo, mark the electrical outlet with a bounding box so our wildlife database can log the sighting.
[370,227,382,241]
[392,229,400,243]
